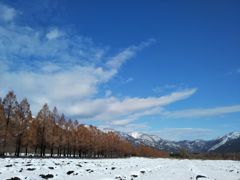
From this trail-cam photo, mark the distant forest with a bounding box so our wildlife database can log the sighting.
[0,91,167,158]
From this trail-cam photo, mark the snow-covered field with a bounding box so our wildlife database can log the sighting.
[0,157,239,180]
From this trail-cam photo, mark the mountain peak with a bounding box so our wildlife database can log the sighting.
[130,132,142,139]
[224,132,240,139]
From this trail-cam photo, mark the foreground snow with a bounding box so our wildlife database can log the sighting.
[0,157,239,180]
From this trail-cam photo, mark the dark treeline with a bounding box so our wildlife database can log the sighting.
[189,152,240,160]
[0,91,168,158]
[170,149,240,160]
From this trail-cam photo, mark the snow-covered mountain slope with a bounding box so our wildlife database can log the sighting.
[115,131,240,153]
[208,132,240,153]
[177,140,210,152]
[115,131,181,152]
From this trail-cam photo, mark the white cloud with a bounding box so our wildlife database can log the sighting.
[125,77,134,83]
[0,64,119,114]
[46,28,63,40]
[106,46,137,69]
[109,107,161,126]
[0,4,162,121]
[153,83,188,94]
[63,88,197,124]
[0,3,17,22]
[161,105,240,119]
[111,119,133,126]
[100,123,149,133]
[106,38,155,70]
[153,84,177,93]
[104,88,197,115]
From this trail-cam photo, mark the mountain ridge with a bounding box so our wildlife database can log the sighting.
[109,130,240,153]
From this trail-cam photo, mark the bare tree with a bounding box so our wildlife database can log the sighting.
[0,98,6,155]
[36,103,51,157]
[14,98,31,156]
[72,120,79,157]
[57,114,66,157]
[2,91,18,156]
[21,113,35,156]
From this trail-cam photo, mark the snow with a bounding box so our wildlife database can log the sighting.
[0,157,239,180]
[150,135,162,142]
[228,132,240,139]
[130,132,162,143]
[209,138,229,151]
[101,128,115,133]
[130,132,142,139]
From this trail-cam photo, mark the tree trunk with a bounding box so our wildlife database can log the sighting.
[50,144,54,157]
[15,135,22,157]
[3,112,11,156]
[18,137,22,157]
[59,148,62,157]
[25,146,28,156]
[40,127,45,157]
[34,145,38,156]
[43,145,45,157]
[73,148,76,158]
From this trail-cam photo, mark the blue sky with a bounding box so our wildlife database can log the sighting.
[0,0,240,140]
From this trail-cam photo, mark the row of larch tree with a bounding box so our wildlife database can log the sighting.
[0,91,168,158]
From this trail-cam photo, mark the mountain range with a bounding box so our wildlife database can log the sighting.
[110,130,240,153]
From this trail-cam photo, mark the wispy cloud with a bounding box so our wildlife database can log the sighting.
[46,28,63,40]
[104,103,240,135]
[64,88,197,121]
[0,3,17,22]
[153,84,178,93]
[125,77,134,83]
[153,83,189,94]
[100,123,150,133]
[110,107,161,126]
[0,3,196,127]
[106,38,155,70]
[161,105,240,119]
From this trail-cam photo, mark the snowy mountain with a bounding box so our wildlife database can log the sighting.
[115,131,240,153]
[115,131,181,152]
[208,132,240,153]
